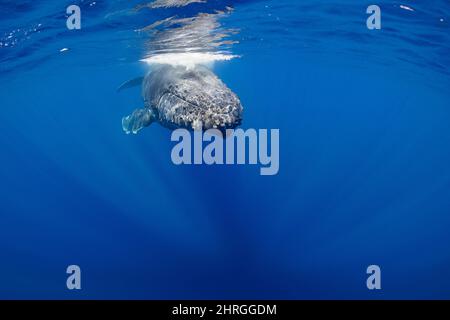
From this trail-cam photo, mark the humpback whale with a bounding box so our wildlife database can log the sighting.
[120,65,243,134]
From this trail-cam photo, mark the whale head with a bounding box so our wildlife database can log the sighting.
[143,65,243,131]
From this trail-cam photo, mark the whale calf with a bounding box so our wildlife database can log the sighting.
[120,65,243,134]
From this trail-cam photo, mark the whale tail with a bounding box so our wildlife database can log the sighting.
[122,108,155,134]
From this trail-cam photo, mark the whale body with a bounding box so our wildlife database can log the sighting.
[121,65,243,134]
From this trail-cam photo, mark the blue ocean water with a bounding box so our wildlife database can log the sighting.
[0,0,449,299]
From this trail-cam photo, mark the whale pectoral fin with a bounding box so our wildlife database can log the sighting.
[122,108,155,134]
[117,76,144,93]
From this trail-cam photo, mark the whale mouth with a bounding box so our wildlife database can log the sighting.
[162,91,201,109]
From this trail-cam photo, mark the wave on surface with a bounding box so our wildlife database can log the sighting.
[0,0,449,77]
[139,8,239,67]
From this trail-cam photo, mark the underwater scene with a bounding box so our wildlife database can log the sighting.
[0,0,450,299]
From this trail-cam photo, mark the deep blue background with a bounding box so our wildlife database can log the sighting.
[1,0,450,299]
